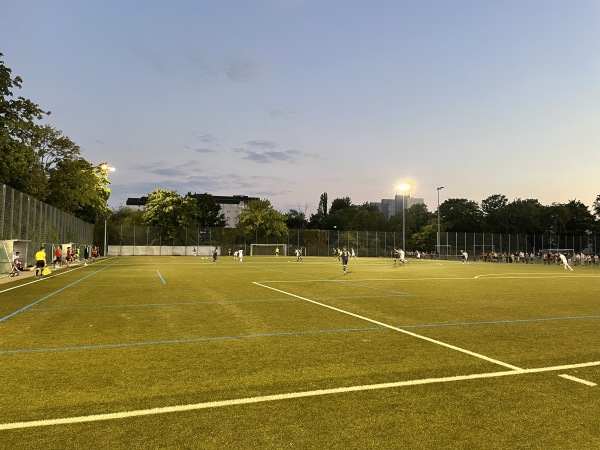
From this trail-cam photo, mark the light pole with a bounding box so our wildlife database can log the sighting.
[437,186,444,258]
[99,163,116,257]
[396,183,411,252]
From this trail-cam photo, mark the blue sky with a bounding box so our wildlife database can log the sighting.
[2,0,599,215]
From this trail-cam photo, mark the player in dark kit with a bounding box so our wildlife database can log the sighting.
[340,246,349,275]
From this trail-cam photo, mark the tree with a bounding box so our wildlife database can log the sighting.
[286,209,309,229]
[329,196,352,214]
[389,203,433,235]
[109,205,145,226]
[0,52,49,196]
[238,199,289,240]
[309,192,328,229]
[410,221,438,251]
[45,159,111,223]
[189,193,227,228]
[142,189,199,241]
[562,200,594,236]
[481,194,509,233]
[343,203,387,231]
[439,198,484,232]
[29,125,81,175]
[503,198,545,235]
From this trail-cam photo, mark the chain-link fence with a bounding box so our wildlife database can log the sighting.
[0,183,94,273]
[105,225,599,260]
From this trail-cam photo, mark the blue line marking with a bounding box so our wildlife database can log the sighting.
[1,314,599,355]
[31,295,405,311]
[157,270,166,285]
[0,327,382,355]
[0,262,119,323]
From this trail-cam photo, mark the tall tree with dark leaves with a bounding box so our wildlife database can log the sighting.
[189,193,227,228]
[0,52,49,196]
[309,192,328,229]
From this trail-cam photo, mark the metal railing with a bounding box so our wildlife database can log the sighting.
[104,225,599,259]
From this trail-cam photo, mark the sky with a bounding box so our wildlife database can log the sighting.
[1,0,599,216]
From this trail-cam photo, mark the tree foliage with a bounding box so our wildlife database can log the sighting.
[142,190,199,240]
[0,53,110,223]
[286,209,309,229]
[238,199,289,239]
[439,198,484,232]
[309,192,328,229]
[189,193,227,228]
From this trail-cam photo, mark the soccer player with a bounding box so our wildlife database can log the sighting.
[275,246,279,257]
[212,247,218,264]
[461,250,469,264]
[398,248,406,266]
[53,245,62,268]
[558,252,573,271]
[238,249,243,263]
[340,246,349,275]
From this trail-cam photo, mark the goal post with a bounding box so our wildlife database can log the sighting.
[250,244,287,256]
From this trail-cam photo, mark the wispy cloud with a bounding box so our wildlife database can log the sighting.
[224,59,265,83]
[193,148,218,154]
[246,139,278,149]
[191,132,220,145]
[152,167,187,177]
[266,108,297,118]
[233,136,325,164]
[234,149,296,163]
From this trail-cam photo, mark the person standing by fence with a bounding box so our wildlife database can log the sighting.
[35,246,46,279]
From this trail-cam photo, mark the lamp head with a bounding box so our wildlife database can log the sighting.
[396,183,411,192]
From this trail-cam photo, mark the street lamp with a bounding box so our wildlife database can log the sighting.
[437,186,445,258]
[99,163,116,257]
[396,183,411,252]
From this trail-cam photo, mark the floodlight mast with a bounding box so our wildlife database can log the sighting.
[396,183,411,252]
[437,186,445,258]
[99,163,116,257]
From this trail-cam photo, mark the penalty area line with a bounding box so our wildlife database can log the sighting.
[558,374,597,387]
[2,361,599,431]
[253,282,522,371]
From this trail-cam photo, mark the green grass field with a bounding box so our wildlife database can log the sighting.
[1,256,599,449]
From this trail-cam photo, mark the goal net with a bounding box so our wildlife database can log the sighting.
[250,244,287,256]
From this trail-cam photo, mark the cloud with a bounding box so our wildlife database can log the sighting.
[236,150,274,163]
[224,59,265,83]
[233,143,325,164]
[152,167,187,177]
[193,148,218,154]
[266,108,298,118]
[245,139,278,149]
[191,132,220,145]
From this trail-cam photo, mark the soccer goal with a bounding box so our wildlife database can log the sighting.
[250,244,287,256]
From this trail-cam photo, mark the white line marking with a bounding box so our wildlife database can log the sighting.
[2,360,599,431]
[558,374,597,387]
[474,274,600,280]
[253,282,522,371]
